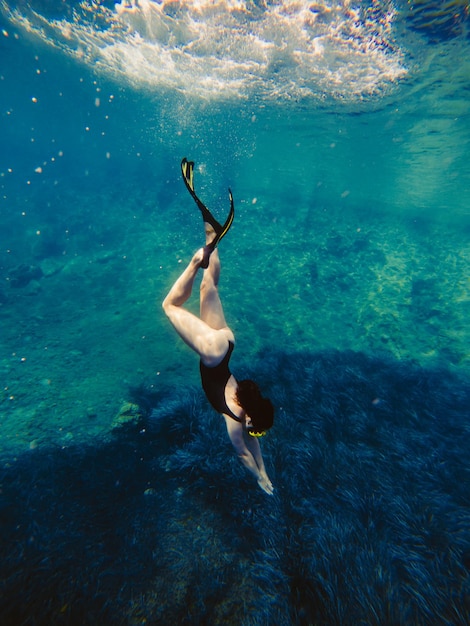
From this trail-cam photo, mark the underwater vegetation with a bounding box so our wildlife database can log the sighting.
[0,348,469,625]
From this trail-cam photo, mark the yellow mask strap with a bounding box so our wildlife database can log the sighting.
[248,430,266,437]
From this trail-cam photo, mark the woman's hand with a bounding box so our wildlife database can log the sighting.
[257,474,274,495]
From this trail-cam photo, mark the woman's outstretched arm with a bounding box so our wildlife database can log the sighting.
[224,416,274,495]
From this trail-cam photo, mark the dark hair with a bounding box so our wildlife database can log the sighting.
[235,379,274,433]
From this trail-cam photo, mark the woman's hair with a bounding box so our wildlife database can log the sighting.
[235,379,274,434]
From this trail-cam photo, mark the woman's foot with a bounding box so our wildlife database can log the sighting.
[192,245,216,270]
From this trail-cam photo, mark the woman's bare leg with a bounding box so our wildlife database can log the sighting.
[162,249,202,308]
[200,225,228,330]
[162,249,219,356]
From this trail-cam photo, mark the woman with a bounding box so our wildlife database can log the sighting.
[162,159,274,495]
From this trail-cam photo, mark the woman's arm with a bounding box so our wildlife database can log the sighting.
[224,416,274,495]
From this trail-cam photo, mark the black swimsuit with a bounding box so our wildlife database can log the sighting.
[199,341,242,422]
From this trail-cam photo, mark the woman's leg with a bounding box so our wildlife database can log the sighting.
[162,249,219,356]
[200,225,228,330]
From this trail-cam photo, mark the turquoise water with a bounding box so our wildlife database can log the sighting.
[1,1,469,624]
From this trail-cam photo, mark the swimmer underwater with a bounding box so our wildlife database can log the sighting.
[162,159,274,495]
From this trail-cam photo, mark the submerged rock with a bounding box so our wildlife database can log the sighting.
[23,280,42,296]
[40,257,65,278]
[111,402,144,432]
[8,264,43,288]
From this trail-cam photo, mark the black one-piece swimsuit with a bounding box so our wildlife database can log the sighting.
[199,341,241,422]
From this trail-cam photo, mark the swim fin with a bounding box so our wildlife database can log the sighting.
[181,158,234,267]
[199,188,234,268]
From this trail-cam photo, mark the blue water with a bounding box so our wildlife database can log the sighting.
[1,1,469,624]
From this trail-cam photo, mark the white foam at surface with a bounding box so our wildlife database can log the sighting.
[2,0,408,101]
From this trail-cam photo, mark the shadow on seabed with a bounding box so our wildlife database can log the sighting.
[0,349,469,625]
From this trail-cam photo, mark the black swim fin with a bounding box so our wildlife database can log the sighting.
[181,158,234,267]
[181,158,223,232]
[200,188,234,268]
